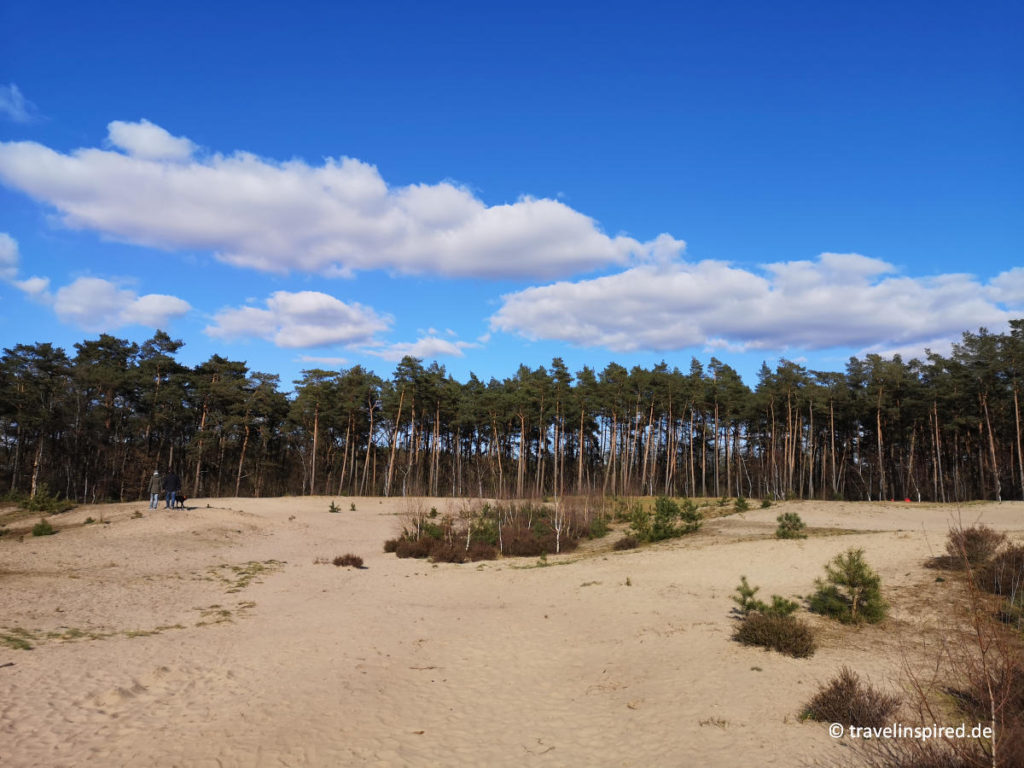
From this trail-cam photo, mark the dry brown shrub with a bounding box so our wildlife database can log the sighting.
[333,553,363,568]
[946,525,1008,569]
[803,667,900,728]
[732,613,816,658]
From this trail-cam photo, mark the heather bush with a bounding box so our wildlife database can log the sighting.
[614,535,639,551]
[333,553,363,568]
[946,525,1007,569]
[803,667,900,728]
[733,613,816,658]
[384,499,601,562]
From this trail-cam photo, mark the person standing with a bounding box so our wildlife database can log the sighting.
[163,468,181,509]
[148,470,163,509]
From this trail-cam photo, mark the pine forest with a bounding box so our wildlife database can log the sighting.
[4,320,1024,506]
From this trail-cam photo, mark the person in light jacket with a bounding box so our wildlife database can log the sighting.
[148,471,163,509]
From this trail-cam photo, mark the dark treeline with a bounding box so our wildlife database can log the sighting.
[3,321,1024,504]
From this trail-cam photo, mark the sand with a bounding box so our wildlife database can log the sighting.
[2,496,1022,767]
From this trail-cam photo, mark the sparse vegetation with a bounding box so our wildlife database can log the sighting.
[328,500,340,513]
[809,548,887,624]
[802,667,900,728]
[384,498,607,562]
[775,511,807,539]
[207,560,285,593]
[1,628,34,650]
[760,498,772,509]
[734,496,750,513]
[349,502,356,511]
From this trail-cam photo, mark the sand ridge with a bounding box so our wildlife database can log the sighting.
[2,497,1023,767]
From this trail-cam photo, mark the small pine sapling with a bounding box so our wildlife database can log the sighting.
[809,548,887,624]
[776,512,807,539]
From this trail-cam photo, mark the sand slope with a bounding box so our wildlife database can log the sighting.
[2,497,1022,767]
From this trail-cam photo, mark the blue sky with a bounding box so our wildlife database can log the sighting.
[1,0,1021,391]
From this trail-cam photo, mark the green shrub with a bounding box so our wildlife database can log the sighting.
[760,498,772,509]
[802,667,900,728]
[11,484,75,515]
[31,519,56,536]
[732,577,799,617]
[776,512,807,539]
[630,497,701,543]
[732,576,764,616]
[588,514,610,539]
[469,516,499,546]
[349,502,356,511]
[734,497,750,513]
[809,548,887,624]
[733,613,816,658]
[328,500,340,513]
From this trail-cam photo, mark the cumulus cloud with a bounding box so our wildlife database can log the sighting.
[0,232,53,299]
[491,253,1022,355]
[0,232,18,280]
[13,275,51,297]
[0,120,676,279]
[298,355,348,366]
[53,277,191,331]
[368,335,478,362]
[205,291,391,348]
[107,118,196,161]
[988,267,1024,310]
[0,84,36,123]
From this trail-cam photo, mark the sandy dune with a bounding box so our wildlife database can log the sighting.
[2,497,1022,767]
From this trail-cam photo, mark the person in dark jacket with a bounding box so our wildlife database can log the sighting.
[148,471,163,509]
[163,469,181,509]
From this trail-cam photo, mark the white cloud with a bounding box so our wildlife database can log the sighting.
[205,290,391,348]
[490,253,1014,356]
[54,277,191,331]
[0,120,677,280]
[298,355,348,366]
[107,118,196,161]
[0,84,35,123]
[0,232,18,280]
[368,335,477,362]
[987,267,1024,310]
[13,275,51,297]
